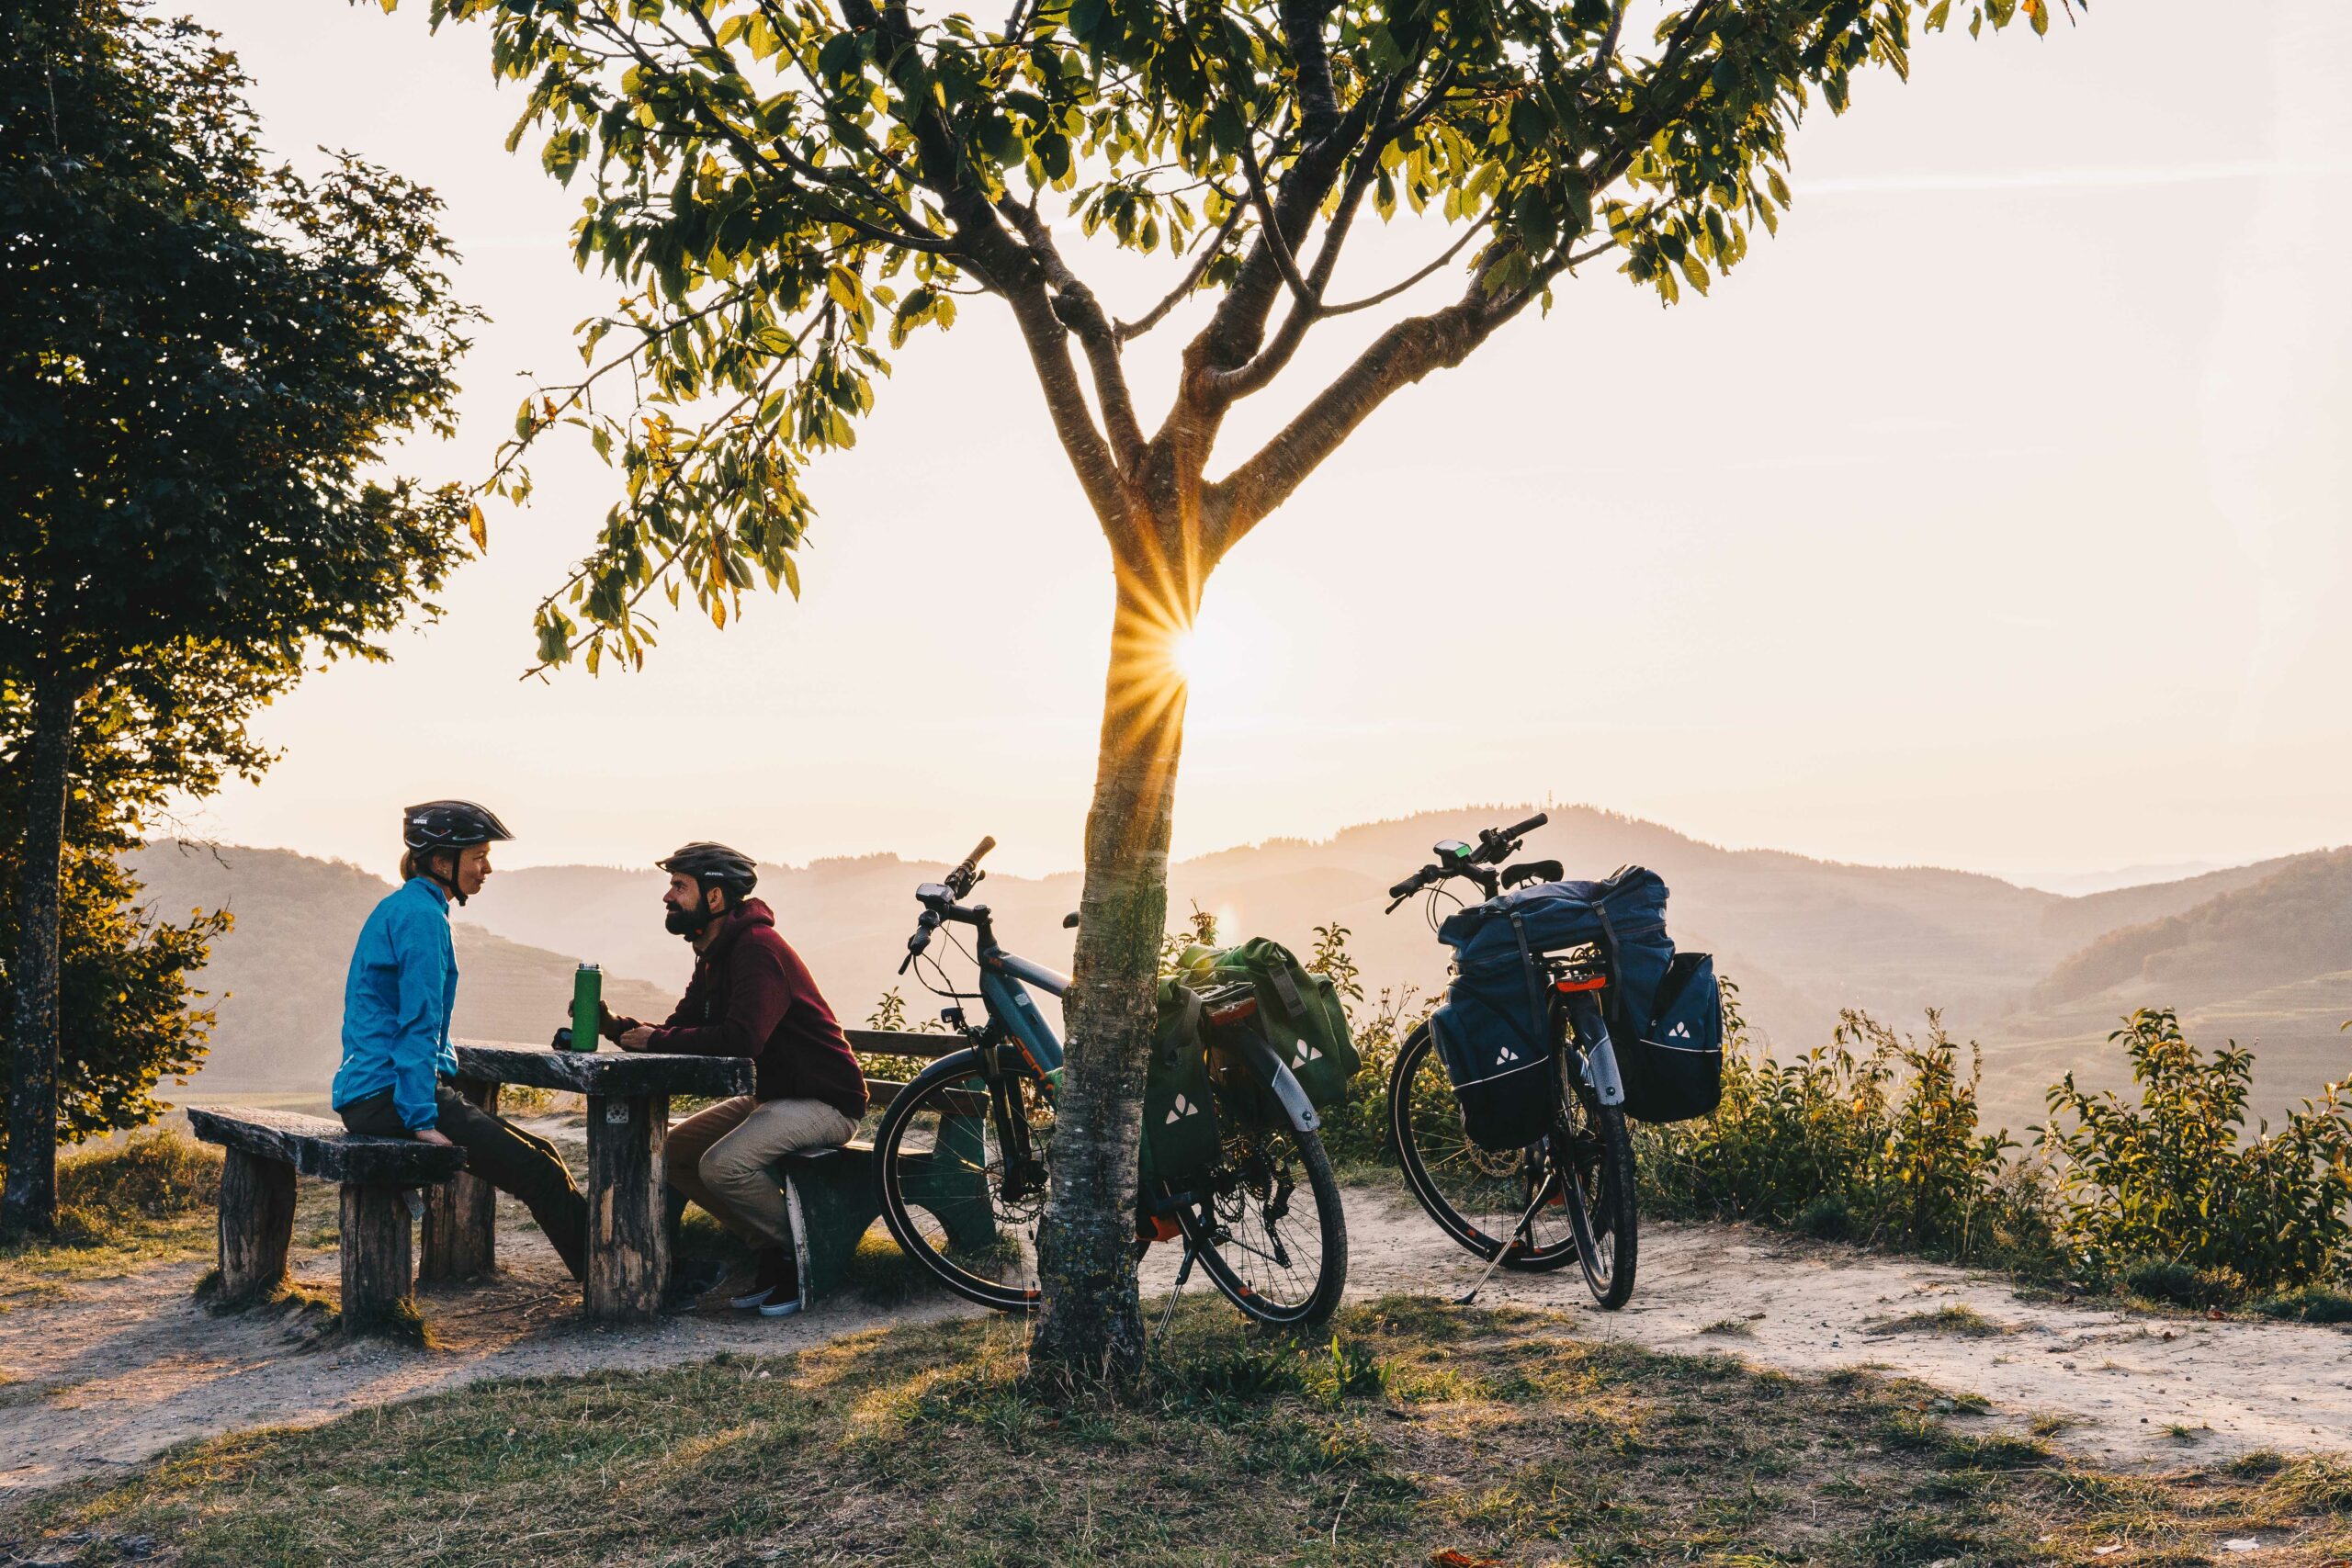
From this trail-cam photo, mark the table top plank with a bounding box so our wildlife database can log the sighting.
[451,1042,752,1099]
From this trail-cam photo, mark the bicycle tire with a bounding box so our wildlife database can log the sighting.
[1556,1077,1638,1309]
[872,1047,1050,1313]
[1388,1022,1580,1272]
[1178,1118,1348,1326]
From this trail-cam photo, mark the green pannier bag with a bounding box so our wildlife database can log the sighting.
[1175,938,1361,1111]
[1137,979,1220,1191]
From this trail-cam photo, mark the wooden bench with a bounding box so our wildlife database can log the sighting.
[186,1106,467,1321]
[778,1030,996,1303]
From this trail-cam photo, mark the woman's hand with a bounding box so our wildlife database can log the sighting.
[618,1026,656,1052]
[415,1127,456,1147]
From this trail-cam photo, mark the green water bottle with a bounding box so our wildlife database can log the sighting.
[570,963,603,1053]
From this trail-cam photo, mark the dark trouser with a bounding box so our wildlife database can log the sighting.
[338,1082,589,1282]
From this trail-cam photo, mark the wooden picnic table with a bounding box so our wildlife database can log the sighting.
[439,1042,752,1323]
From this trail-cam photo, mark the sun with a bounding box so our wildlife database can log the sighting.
[1168,627,1204,685]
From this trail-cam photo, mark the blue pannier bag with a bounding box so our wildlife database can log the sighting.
[1432,866,1718,1132]
[1427,963,1556,1152]
[1617,951,1724,1123]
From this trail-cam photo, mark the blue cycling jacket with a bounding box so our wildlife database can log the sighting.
[332,877,459,1130]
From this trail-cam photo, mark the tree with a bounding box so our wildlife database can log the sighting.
[0,668,237,1157]
[422,0,2073,1371]
[0,3,476,1231]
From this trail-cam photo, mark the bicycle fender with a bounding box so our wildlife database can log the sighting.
[1223,1028,1322,1134]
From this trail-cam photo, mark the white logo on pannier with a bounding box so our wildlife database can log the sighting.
[1496,1044,1519,1063]
[1291,1042,1322,1068]
[1166,1094,1199,1123]
[1668,1022,1690,1039]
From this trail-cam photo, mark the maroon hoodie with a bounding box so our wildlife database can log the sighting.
[615,899,868,1122]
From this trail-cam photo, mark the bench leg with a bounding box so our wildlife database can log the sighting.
[585,1092,669,1323]
[216,1148,295,1304]
[340,1183,413,1323]
[782,1168,880,1307]
[419,1077,498,1282]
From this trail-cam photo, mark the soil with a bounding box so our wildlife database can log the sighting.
[1,1180,2346,1494]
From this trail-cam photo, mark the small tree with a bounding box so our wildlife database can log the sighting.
[0,3,475,1230]
[422,0,2072,1370]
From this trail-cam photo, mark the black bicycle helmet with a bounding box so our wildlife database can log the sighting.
[403,800,514,851]
[657,841,758,900]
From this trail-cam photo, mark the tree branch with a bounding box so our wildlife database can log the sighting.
[1000,199,1147,469]
[1207,255,1556,556]
[1116,200,1249,343]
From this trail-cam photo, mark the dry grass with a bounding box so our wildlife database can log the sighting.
[1866,1303,2009,1338]
[0,1132,243,1292]
[1,1293,2346,1566]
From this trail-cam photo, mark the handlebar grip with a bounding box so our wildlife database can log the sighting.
[1387,871,1427,899]
[958,836,996,874]
[1500,812,1548,840]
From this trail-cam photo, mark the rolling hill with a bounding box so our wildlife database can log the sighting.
[124,843,673,1097]
[123,810,2352,1133]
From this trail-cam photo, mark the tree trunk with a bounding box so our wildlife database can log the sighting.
[1031,570,1191,1381]
[3,675,78,1236]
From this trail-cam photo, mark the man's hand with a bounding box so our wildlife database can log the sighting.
[414,1127,456,1147]
[618,1026,656,1052]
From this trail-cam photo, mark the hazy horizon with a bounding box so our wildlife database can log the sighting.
[157,0,2351,887]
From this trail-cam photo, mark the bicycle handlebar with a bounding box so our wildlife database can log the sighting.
[946,835,996,897]
[1382,812,1550,914]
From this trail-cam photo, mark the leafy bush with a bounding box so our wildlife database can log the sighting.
[1636,1002,2038,1265]
[2041,1008,2352,1295]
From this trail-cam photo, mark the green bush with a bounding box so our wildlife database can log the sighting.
[1635,1002,2037,1265]
[2122,1258,2247,1311]
[2042,1008,2352,1296]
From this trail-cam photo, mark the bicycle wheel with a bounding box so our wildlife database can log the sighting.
[1388,1022,1580,1271]
[872,1048,1052,1312]
[1555,1066,1638,1309]
[1178,1114,1348,1327]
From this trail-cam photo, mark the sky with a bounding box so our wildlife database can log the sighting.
[165,0,2352,886]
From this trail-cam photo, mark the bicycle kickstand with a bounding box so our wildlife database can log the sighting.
[1153,1245,1199,1348]
[1454,1173,1558,1308]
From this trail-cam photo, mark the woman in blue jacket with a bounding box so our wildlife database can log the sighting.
[332,800,588,1280]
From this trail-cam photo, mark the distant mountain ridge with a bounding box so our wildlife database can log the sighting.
[128,810,2352,1133]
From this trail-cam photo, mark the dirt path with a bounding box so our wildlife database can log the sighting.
[2,1185,2347,1494]
[1345,1185,2352,1468]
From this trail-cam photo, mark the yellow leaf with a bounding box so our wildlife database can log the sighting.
[466,501,488,550]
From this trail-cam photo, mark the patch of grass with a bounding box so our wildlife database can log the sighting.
[2,1292,2342,1567]
[191,1269,334,1321]
[1698,1316,1757,1337]
[2124,1258,2248,1311]
[2253,1283,2352,1325]
[1866,1303,2006,1338]
[325,1297,435,1350]
[0,1131,223,1288]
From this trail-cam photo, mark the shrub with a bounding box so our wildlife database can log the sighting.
[1635,1003,2031,1264]
[2041,1008,2352,1295]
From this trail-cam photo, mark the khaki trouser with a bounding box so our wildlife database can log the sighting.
[666,1096,857,1250]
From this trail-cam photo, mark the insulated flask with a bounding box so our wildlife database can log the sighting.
[569,963,603,1053]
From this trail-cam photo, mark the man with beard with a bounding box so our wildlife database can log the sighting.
[604,842,868,1316]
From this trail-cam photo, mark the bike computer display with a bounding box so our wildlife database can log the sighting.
[1434,840,1473,859]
